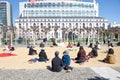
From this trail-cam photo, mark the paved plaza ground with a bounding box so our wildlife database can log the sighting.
[0,43,120,80]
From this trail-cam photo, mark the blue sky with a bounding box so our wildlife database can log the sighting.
[3,0,120,25]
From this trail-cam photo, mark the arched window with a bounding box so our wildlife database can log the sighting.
[48,23,50,26]
[69,23,71,27]
[19,23,21,27]
[89,23,92,27]
[103,23,105,27]
[83,23,85,28]
[41,23,43,26]
[33,23,36,26]
[76,23,78,26]
[96,23,98,27]
[62,23,64,27]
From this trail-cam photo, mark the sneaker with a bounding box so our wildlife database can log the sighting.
[66,69,71,73]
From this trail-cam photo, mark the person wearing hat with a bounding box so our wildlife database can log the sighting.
[38,48,49,62]
[62,50,73,72]
[51,51,63,72]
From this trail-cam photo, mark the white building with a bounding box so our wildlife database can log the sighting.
[15,0,108,40]
[0,1,12,26]
[110,22,120,28]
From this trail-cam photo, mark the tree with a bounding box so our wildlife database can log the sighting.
[30,24,39,46]
[62,27,68,41]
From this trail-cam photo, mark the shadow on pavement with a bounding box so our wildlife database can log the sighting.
[88,76,109,80]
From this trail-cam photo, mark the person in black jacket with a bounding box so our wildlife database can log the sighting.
[28,46,37,55]
[51,51,63,72]
[38,49,49,62]
[87,47,98,58]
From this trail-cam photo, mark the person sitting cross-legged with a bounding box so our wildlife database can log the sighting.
[28,46,37,55]
[38,49,49,62]
[62,50,73,72]
[40,42,45,48]
[102,47,115,64]
[51,51,63,72]
[74,46,86,63]
[87,47,98,58]
[3,42,15,53]
[67,42,72,48]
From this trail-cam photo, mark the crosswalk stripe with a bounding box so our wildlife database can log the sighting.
[91,67,120,80]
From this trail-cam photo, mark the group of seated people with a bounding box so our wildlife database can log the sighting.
[28,40,115,72]
[28,48,73,72]
[51,50,73,72]
[72,46,98,63]
[67,42,80,48]
[88,41,101,50]
[29,45,99,72]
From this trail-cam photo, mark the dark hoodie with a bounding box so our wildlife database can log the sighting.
[52,51,63,72]
[39,49,48,61]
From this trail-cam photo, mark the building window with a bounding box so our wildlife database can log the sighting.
[48,23,50,26]
[103,23,105,27]
[83,23,85,28]
[96,23,98,27]
[89,23,92,27]
[55,23,57,26]
[41,23,43,26]
[19,23,21,27]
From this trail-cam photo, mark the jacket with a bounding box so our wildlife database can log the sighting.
[62,55,70,66]
[39,50,47,61]
[52,56,63,72]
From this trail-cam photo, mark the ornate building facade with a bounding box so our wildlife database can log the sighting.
[15,0,108,40]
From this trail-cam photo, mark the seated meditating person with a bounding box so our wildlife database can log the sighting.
[7,43,15,51]
[52,41,57,46]
[51,51,63,72]
[28,46,37,55]
[3,42,15,53]
[38,49,49,62]
[95,41,101,49]
[87,47,98,58]
[76,42,80,47]
[40,42,45,48]
[74,46,86,63]
[97,43,101,49]
[57,40,65,47]
[3,42,9,51]
[67,42,72,48]
[103,47,115,64]
[62,50,73,72]
[88,43,93,48]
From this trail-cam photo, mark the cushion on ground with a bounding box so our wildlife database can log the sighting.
[0,53,17,57]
